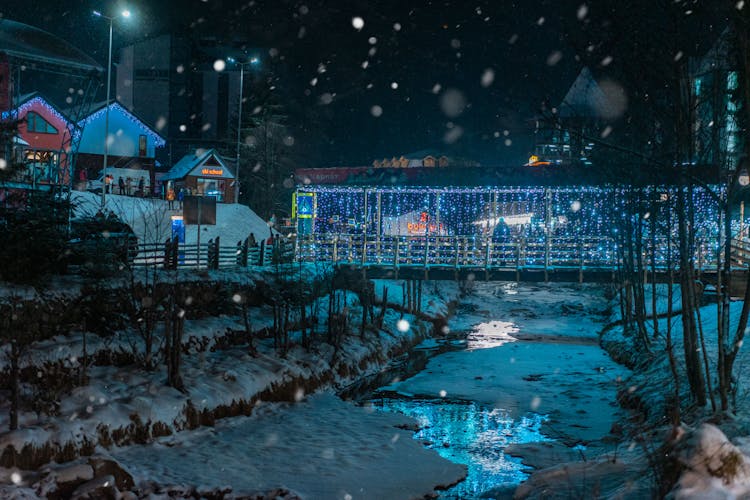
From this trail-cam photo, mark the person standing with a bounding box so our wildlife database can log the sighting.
[138,177,145,197]
[126,177,132,196]
[118,176,125,195]
[104,174,112,194]
[166,187,176,209]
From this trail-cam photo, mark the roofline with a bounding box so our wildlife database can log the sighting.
[79,101,166,147]
[2,93,80,130]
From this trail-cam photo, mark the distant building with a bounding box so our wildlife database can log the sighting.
[75,100,166,187]
[372,150,479,168]
[160,148,235,202]
[691,28,742,171]
[115,34,254,165]
[531,67,615,166]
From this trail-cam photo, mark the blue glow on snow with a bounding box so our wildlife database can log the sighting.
[372,398,549,499]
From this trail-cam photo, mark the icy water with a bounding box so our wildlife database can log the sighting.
[366,322,550,500]
[370,397,548,499]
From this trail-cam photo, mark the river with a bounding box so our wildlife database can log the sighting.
[364,281,630,498]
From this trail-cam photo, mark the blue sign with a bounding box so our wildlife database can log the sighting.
[171,217,185,243]
[297,193,314,218]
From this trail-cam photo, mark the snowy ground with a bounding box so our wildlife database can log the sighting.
[601,285,750,498]
[113,394,465,500]
[0,270,645,499]
[70,191,273,246]
[0,272,469,499]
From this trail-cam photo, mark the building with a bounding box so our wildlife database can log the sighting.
[531,67,615,166]
[0,19,102,191]
[2,93,78,188]
[691,28,742,171]
[160,148,235,202]
[75,100,166,189]
[372,150,478,168]
[115,34,255,165]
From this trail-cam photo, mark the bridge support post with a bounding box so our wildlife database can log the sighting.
[578,239,583,284]
[333,236,339,266]
[544,188,551,283]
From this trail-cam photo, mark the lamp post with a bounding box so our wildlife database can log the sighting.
[93,8,131,208]
[227,55,259,204]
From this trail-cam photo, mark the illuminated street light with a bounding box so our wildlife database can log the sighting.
[227,55,260,204]
[93,8,133,208]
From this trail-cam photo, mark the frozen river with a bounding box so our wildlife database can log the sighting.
[111,282,628,499]
[369,282,630,498]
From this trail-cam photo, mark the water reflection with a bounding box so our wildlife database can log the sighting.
[466,321,519,350]
[371,398,548,499]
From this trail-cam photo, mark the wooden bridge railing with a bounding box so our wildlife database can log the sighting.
[295,233,729,271]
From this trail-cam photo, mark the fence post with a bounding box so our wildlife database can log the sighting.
[578,238,584,283]
[259,239,266,266]
[424,234,429,268]
[484,240,491,281]
[362,233,367,266]
[164,238,172,269]
[214,236,220,270]
[454,236,460,269]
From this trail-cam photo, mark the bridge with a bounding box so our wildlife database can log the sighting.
[296,232,749,286]
[292,185,750,287]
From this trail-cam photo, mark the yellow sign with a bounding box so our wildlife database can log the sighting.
[201,168,224,176]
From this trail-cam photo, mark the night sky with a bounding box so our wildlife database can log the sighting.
[0,0,730,166]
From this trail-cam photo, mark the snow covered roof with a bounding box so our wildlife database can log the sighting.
[162,149,234,181]
[78,101,166,147]
[0,19,103,73]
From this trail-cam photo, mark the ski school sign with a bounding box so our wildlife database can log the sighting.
[201,167,225,176]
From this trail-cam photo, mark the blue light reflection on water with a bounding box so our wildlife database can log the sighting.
[371,398,549,499]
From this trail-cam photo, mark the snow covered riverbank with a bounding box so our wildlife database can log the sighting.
[0,274,469,499]
[1,275,650,499]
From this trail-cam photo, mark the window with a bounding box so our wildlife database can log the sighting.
[26,111,58,134]
[139,135,147,157]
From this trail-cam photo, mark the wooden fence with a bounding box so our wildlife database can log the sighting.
[131,235,294,270]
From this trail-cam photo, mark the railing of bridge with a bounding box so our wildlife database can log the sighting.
[295,233,727,271]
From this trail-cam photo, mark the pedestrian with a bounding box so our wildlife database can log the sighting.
[104,174,112,194]
[166,186,176,209]
[126,177,132,196]
[118,176,125,195]
[138,177,145,197]
[178,187,185,209]
[78,169,87,190]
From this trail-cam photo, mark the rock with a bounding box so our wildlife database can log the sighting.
[87,455,135,490]
[71,475,118,500]
[674,423,750,484]
[36,463,94,499]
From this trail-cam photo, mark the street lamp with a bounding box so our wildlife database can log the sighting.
[227,55,259,204]
[93,8,132,208]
